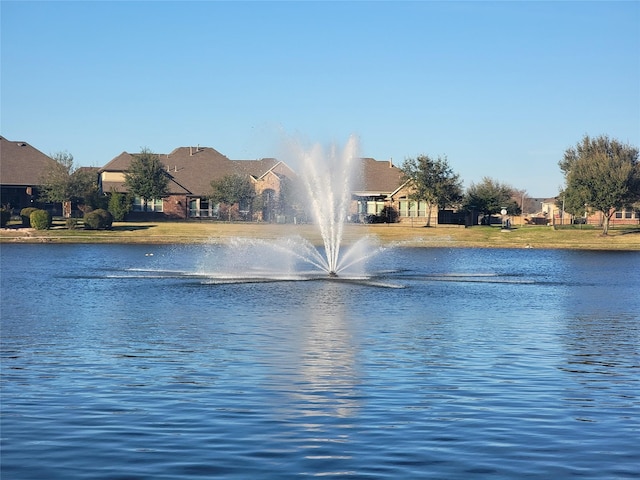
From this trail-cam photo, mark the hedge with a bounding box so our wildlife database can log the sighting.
[20,207,38,227]
[30,209,52,230]
[84,208,113,230]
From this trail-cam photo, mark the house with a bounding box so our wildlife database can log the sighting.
[388,180,440,226]
[537,198,639,226]
[0,136,58,213]
[608,207,640,226]
[99,146,296,220]
[351,158,404,222]
[351,158,452,226]
[353,158,447,226]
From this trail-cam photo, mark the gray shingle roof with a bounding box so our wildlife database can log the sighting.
[0,136,58,186]
[352,158,404,195]
[101,147,295,196]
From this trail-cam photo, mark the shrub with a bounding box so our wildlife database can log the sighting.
[84,211,102,230]
[83,208,113,230]
[29,209,51,230]
[108,191,131,222]
[95,209,113,229]
[0,209,11,227]
[66,217,79,230]
[20,207,38,226]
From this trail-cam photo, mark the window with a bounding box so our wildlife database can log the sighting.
[188,198,218,218]
[132,197,144,212]
[132,197,163,212]
[399,201,407,216]
[150,198,163,212]
[200,199,210,217]
[399,201,422,217]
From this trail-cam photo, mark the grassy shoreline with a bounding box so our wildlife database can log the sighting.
[1,220,639,250]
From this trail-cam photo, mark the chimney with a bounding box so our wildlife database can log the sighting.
[389,157,393,168]
[189,146,193,156]
[174,166,178,172]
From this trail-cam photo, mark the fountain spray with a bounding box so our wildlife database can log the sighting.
[300,136,359,277]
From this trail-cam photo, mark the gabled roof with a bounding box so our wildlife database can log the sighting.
[101,151,135,172]
[0,136,58,186]
[232,158,280,179]
[352,158,404,196]
[100,146,295,196]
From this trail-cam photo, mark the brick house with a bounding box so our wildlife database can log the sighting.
[0,136,59,214]
[351,158,404,222]
[99,146,296,221]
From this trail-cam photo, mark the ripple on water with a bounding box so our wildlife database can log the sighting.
[1,245,639,479]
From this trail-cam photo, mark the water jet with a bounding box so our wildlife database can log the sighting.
[297,135,360,276]
[200,135,388,282]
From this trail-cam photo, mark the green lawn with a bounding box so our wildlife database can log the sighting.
[2,219,639,250]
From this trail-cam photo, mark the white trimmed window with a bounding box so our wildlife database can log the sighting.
[399,200,427,217]
[188,198,218,218]
[132,197,163,212]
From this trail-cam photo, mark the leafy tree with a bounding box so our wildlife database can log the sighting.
[108,190,132,221]
[400,154,463,226]
[209,174,256,221]
[274,176,296,218]
[558,134,640,235]
[463,177,520,225]
[39,151,98,217]
[124,148,169,211]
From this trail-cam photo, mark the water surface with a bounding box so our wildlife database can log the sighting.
[1,244,638,479]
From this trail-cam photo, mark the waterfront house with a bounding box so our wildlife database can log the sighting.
[538,198,640,227]
[349,157,439,225]
[99,146,296,221]
[351,158,403,222]
[0,136,58,213]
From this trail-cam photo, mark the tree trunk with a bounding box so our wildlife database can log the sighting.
[425,204,433,227]
[601,210,613,235]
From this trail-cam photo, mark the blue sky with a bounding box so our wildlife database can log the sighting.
[2,1,638,197]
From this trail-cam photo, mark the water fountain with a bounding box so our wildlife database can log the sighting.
[296,135,364,277]
[297,136,358,276]
[197,135,388,283]
[121,136,394,286]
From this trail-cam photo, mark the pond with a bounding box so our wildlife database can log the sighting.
[1,243,639,479]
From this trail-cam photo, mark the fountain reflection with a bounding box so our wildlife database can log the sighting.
[266,281,363,421]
